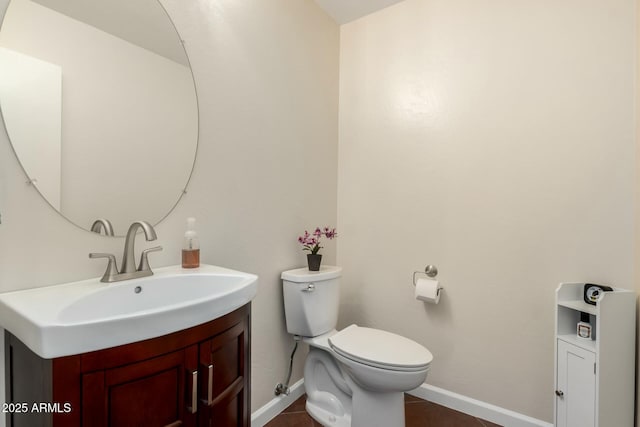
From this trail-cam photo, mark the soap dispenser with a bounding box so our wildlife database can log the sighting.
[182,217,200,268]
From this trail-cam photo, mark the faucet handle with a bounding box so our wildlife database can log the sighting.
[138,246,163,272]
[89,253,119,283]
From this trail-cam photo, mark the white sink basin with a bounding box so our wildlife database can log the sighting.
[0,264,258,358]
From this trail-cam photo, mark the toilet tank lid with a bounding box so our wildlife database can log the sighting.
[281,266,342,282]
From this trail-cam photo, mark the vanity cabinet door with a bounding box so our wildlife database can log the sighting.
[82,345,198,427]
[198,317,250,427]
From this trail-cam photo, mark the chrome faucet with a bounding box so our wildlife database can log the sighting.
[90,220,162,282]
[90,218,115,236]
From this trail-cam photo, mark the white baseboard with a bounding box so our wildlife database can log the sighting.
[407,384,553,427]
[251,379,305,427]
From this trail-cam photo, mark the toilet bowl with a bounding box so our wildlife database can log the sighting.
[282,266,433,427]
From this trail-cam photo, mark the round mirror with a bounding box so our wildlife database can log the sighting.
[0,0,198,236]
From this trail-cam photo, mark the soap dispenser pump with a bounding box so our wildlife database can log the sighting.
[182,217,200,268]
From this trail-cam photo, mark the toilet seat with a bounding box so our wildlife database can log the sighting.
[328,325,432,372]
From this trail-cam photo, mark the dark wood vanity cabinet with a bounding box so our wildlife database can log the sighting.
[5,304,251,427]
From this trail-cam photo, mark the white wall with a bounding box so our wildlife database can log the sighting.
[338,0,635,422]
[0,0,339,416]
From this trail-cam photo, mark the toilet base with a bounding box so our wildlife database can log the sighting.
[350,387,405,427]
[306,400,351,427]
[303,345,409,427]
[306,380,406,427]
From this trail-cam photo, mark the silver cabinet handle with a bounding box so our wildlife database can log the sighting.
[187,370,198,414]
[555,390,564,397]
[301,283,315,292]
[200,364,213,406]
[207,364,213,405]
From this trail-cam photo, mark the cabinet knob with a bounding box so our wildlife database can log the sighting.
[555,390,564,397]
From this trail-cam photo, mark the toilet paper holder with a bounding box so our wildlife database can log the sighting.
[412,265,438,286]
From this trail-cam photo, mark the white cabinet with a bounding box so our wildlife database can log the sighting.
[554,283,635,427]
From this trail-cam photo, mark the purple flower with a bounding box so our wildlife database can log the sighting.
[324,228,337,239]
[298,226,338,255]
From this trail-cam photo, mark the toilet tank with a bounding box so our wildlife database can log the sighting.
[281,266,341,337]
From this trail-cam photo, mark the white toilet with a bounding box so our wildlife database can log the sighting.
[282,266,433,427]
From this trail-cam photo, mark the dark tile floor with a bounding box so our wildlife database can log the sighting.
[265,394,502,427]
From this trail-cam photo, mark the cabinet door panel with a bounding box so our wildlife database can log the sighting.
[83,348,195,427]
[214,323,244,395]
[212,394,239,427]
[556,340,596,427]
[109,367,179,426]
[199,320,249,427]
[82,371,106,426]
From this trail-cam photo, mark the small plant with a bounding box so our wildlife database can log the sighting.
[298,227,337,255]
